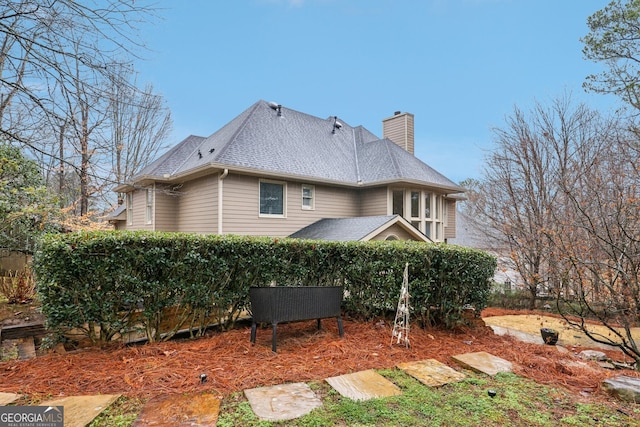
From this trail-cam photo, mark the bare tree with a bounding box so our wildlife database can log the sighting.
[551,126,640,367]
[0,1,157,213]
[60,48,109,216]
[107,64,172,190]
[475,96,604,309]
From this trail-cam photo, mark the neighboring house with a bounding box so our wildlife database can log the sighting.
[110,100,464,242]
[448,209,522,290]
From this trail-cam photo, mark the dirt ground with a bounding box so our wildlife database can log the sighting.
[0,305,638,409]
[483,313,640,349]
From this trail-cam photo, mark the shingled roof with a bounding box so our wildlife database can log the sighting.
[129,100,463,192]
[288,215,429,242]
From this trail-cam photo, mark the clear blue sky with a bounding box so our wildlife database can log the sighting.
[133,0,619,183]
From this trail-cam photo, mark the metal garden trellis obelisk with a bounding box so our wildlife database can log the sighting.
[391,263,410,348]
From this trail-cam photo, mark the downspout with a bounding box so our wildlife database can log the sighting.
[218,168,229,234]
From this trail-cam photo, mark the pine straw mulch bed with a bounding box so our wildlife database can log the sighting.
[0,308,638,403]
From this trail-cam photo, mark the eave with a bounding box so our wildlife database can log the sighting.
[116,162,465,195]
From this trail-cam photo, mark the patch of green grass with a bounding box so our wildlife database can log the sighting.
[216,392,271,427]
[88,396,145,427]
[85,370,639,426]
[560,403,640,426]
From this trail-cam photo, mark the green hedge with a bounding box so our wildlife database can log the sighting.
[33,231,496,344]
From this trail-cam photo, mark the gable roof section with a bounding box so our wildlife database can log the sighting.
[357,137,458,187]
[107,203,126,220]
[288,215,430,242]
[137,134,206,178]
[126,100,463,192]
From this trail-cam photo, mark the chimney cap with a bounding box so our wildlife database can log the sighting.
[394,111,401,115]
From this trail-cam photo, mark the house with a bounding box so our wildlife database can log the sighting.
[448,209,522,290]
[110,100,464,242]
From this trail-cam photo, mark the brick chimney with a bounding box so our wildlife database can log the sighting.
[382,111,414,155]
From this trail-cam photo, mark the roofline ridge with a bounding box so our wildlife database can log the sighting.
[214,101,263,160]
[134,134,205,179]
[382,137,402,177]
[352,128,362,184]
[169,134,210,176]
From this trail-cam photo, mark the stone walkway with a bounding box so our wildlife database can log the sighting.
[2,351,638,425]
[0,351,511,425]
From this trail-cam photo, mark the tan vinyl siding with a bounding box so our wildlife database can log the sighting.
[359,186,388,216]
[127,189,153,231]
[222,174,359,237]
[444,199,457,239]
[154,188,179,231]
[382,112,414,154]
[176,175,218,233]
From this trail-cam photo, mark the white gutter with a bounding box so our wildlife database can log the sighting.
[218,169,229,234]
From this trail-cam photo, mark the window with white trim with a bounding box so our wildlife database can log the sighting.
[126,192,133,225]
[146,189,153,224]
[424,192,432,219]
[259,180,286,216]
[410,191,420,219]
[302,185,314,210]
[392,189,404,216]
[388,189,447,242]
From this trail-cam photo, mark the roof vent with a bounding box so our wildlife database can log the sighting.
[332,116,343,134]
[268,101,282,116]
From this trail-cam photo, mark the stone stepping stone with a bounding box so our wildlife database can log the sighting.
[0,392,21,405]
[325,369,402,401]
[488,325,543,345]
[452,351,513,376]
[40,394,120,427]
[602,375,640,403]
[397,359,466,387]
[133,393,221,426]
[244,382,322,422]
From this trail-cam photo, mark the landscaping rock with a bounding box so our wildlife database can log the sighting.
[397,359,466,387]
[133,393,220,426]
[578,350,607,361]
[325,370,402,401]
[41,394,120,427]
[602,375,640,403]
[597,361,615,370]
[452,351,513,376]
[0,392,21,405]
[244,382,322,422]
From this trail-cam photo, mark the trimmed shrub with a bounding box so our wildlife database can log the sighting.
[33,231,496,344]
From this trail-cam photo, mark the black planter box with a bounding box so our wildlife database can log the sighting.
[249,286,344,352]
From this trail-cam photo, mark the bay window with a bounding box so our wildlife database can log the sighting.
[389,188,447,241]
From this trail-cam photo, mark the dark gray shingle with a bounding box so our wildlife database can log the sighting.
[288,216,401,241]
[131,100,463,192]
